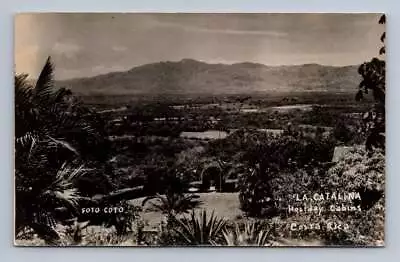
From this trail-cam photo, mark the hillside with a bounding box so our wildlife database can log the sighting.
[56,59,361,95]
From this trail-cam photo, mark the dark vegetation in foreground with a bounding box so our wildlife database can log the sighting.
[15,15,385,247]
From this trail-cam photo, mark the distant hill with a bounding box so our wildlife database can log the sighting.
[56,59,361,95]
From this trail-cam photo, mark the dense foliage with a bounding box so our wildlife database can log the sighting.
[237,133,334,217]
[15,57,116,242]
[322,148,385,245]
[357,14,385,150]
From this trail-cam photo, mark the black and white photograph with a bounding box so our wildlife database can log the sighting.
[14,13,385,247]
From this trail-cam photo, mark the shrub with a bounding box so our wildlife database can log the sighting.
[142,193,202,217]
[238,133,334,217]
[15,163,85,243]
[222,221,273,246]
[321,147,385,245]
[169,210,226,246]
[270,147,385,246]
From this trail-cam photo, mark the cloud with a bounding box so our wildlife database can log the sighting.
[14,13,381,80]
[51,42,82,58]
[155,21,288,37]
[112,45,128,52]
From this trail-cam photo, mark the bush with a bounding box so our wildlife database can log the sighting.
[238,133,334,217]
[167,210,226,246]
[321,147,385,245]
[222,221,273,246]
[270,147,385,246]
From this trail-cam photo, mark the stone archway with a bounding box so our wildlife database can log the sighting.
[200,164,224,192]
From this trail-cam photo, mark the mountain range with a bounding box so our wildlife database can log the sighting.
[56,59,361,95]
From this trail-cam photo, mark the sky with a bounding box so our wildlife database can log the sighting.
[14,13,384,80]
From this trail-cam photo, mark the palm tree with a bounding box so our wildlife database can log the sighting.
[14,57,99,243]
[16,58,74,145]
[15,163,85,243]
[16,57,109,163]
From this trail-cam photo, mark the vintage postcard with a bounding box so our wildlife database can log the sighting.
[14,13,385,247]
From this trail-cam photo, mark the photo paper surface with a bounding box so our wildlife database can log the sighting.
[14,13,385,247]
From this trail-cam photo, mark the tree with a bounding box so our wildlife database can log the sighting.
[14,57,105,242]
[357,14,386,150]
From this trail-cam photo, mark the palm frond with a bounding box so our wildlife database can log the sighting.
[15,74,40,140]
[47,136,79,156]
[53,164,85,187]
[45,164,84,194]
[15,74,31,89]
[34,56,54,103]
[27,136,37,160]
[38,164,85,215]
[15,131,38,148]
[53,188,81,209]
